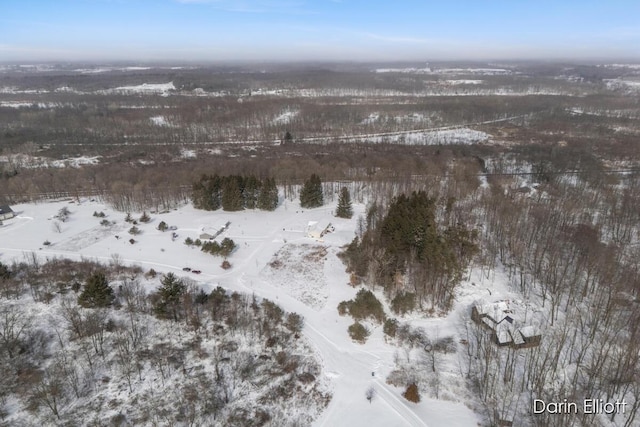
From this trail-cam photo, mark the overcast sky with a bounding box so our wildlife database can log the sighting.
[1,0,639,62]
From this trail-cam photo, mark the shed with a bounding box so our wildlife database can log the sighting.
[0,205,15,221]
[306,221,323,240]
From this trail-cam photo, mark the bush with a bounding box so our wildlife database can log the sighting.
[433,336,456,353]
[128,226,141,235]
[348,322,370,344]
[403,383,420,403]
[285,313,304,334]
[221,260,231,270]
[383,318,399,338]
[157,221,168,232]
[56,206,70,222]
[337,301,349,316]
[93,211,106,218]
[139,212,151,223]
[100,219,111,227]
[342,289,386,323]
[184,237,194,246]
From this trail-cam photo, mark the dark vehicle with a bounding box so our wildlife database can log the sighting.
[182,267,191,272]
[192,270,201,274]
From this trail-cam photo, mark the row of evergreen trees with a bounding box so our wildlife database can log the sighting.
[192,175,278,211]
[193,173,353,219]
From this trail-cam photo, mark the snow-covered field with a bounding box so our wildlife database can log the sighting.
[375,67,512,76]
[0,154,101,169]
[272,109,299,124]
[0,196,482,426]
[98,82,176,96]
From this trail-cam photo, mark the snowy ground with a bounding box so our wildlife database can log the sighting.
[0,197,482,426]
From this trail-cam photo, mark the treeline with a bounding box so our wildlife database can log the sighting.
[341,191,478,312]
[192,174,278,211]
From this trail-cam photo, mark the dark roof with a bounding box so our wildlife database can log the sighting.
[0,205,14,214]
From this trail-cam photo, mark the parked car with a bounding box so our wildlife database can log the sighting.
[182,267,191,272]
[192,270,202,274]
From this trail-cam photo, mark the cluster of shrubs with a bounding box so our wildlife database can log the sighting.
[185,237,236,258]
[201,238,236,257]
[338,289,386,344]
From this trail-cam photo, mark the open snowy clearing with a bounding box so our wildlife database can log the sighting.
[0,197,481,426]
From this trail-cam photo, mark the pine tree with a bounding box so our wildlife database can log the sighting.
[300,174,323,208]
[258,177,278,211]
[336,187,353,218]
[244,176,260,209]
[192,174,222,210]
[283,131,293,144]
[207,174,223,210]
[78,271,115,308]
[154,273,186,321]
[222,176,244,211]
[0,261,10,280]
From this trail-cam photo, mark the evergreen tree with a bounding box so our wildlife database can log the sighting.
[336,187,353,218]
[192,174,222,210]
[283,131,293,144]
[220,238,236,257]
[244,176,260,209]
[221,176,244,211]
[78,271,115,308]
[0,261,11,280]
[300,174,323,208]
[258,177,279,211]
[154,273,186,321]
[208,174,223,210]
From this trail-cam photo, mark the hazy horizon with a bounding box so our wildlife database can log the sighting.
[2,0,639,62]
